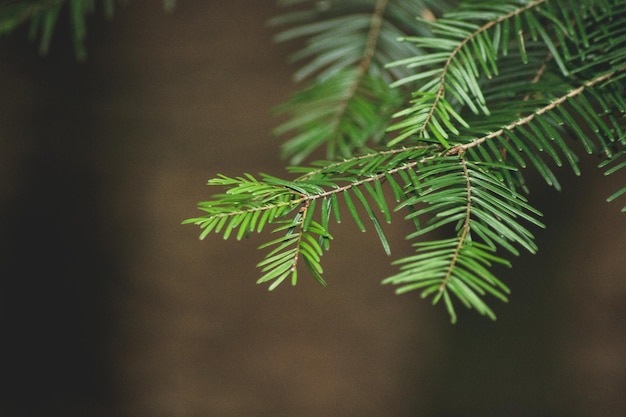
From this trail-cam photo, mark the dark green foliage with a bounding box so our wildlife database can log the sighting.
[187,0,625,322]
[11,0,620,322]
[0,0,112,59]
[16,0,622,323]
[269,0,452,162]
[0,0,174,59]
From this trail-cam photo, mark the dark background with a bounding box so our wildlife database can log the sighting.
[0,2,624,416]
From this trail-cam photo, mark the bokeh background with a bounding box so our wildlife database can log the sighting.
[0,1,624,416]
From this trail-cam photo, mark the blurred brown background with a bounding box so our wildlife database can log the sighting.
[0,1,624,416]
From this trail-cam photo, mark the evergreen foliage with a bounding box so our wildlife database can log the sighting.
[186,0,626,322]
[4,0,623,322]
[0,0,174,59]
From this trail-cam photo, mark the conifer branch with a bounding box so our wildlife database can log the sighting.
[359,0,389,74]
[440,156,472,293]
[451,66,626,155]
[324,0,389,158]
[418,0,549,138]
[271,0,436,162]
[188,0,626,322]
[0,0,173,58]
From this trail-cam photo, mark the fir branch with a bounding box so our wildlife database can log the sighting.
[387,0,619,147]
[0,0,174,58]
[189,0,626,322]
[440,156,473,293]
[383,157,542,322]
[321,0,388,155]
[362,0,388,68]
[272,0,445,162]
[450,65,626,156]
[416,0,548,138]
